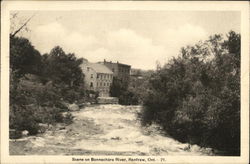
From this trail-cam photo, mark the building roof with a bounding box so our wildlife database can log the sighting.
[99,60,131,68]
[87,63,113,74]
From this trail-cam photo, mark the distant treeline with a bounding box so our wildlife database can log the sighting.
[141,31,240,155]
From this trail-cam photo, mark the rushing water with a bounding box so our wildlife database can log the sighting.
[9,105,213,155]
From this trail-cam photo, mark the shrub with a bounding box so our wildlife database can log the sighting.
[118,89,139,105]
[10,104,39,135]
[9,71,75,136]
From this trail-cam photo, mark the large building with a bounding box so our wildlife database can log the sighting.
[99,59,131,82]
[81,63,113,97]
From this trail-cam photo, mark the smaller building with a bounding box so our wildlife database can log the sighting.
[81,63,113,97]
[99,59,131,82]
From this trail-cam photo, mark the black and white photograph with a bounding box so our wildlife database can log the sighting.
[1,1,249,164]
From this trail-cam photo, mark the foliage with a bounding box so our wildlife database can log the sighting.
[118,89,139,105]
[10,36,42,76]
[9,73,69,135]
[142,31,240,155]
[110,77,128,97]
[42,46,84,87]
[129,71,153,104]
[110,77,139,105]
[110,69,153,105]
[10,36,86,137]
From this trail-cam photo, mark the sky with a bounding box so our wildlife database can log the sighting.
[12,11,240,70]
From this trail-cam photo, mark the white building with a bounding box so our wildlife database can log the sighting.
[81,63,113,97]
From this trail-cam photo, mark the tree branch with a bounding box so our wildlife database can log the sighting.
[11,14,35,37]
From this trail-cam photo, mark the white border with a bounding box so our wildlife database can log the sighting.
[1,1,249,163]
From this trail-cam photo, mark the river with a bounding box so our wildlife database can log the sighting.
[9,104,213,155]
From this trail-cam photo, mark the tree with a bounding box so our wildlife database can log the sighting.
[10,12,35,37]
[10,36,42,77]
[43,46,84,87]
[110,77,139,105]
[9,35,85,137]
[142,31,241,155]
[110,77,126,97]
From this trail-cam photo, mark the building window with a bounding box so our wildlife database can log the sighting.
[87,67,90,71]
[112,68,114,72]
[91,74,93,78]
[90,82,93,87]
[104,82,105,86]
[97,82,98,87]
[100,82,102,86]
[97,74,99,78]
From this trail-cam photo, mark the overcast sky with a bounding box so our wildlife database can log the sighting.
[13,11,240,70]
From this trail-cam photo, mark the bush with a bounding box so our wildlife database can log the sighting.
[142,31,240,155]
[62,88,80,103]
[118,89,139,105]
[9,71,74,136]
[10,104,40,135]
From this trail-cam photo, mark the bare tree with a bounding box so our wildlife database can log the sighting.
[10,12,36,37]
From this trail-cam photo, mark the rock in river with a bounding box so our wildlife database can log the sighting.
[68,103,80,111]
